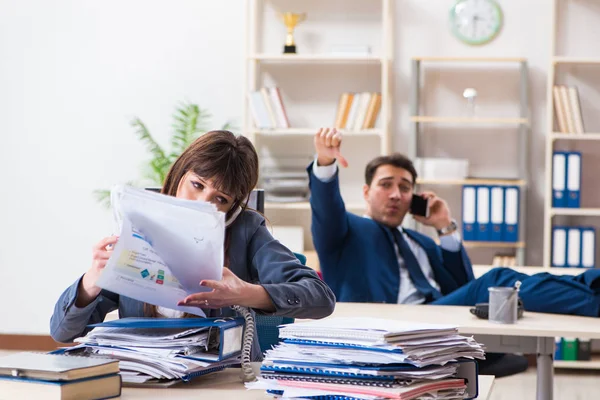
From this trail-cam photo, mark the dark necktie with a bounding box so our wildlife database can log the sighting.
[390,228,442,302]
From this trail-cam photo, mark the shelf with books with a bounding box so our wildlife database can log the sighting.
[410,116,528,125]
[244,0,393,254]
[543,0,600,270]
[550,208,600,217]
[409,58,530,266]
[417,178,527,187]
[250,54,385,64]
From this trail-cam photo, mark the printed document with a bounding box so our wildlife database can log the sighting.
[96,185,226,316]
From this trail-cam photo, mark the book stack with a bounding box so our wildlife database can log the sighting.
[553,85,585,134]
[0,352,121,399]
[59,317,245,387]
[248,87,290,129]
[246,317,485,400]
[334,92,382,131]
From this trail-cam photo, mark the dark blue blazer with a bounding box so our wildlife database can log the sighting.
[308,163,475,303]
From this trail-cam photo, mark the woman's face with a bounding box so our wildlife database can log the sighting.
[176,171,234,214]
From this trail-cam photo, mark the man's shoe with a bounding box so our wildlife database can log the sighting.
[478,352,529,378]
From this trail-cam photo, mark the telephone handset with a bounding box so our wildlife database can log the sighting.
[225,205,243,227]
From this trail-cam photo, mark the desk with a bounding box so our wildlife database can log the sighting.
[121,365,495,399]
[329,303,600,400]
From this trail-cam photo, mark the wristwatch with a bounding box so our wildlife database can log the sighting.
[437,219,458,236]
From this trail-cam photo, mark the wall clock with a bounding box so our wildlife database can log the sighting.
[449,0,503,45]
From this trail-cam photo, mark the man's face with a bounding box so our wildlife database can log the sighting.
[363,164,414,228]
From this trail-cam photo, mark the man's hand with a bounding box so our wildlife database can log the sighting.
[412,191,453,233]
[314,127,348,168]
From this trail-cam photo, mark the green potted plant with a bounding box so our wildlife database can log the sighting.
[95,101,234,208]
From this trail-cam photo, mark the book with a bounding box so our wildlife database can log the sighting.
[0,352,118,381]
[0,373,121,400]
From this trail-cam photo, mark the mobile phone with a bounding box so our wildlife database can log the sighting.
[410,194,430,218]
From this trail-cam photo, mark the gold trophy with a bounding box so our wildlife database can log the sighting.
[278,12,306,54]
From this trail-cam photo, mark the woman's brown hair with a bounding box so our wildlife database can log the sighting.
[144,130,259,317]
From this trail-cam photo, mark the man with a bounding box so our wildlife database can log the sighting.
[308,128,600,317]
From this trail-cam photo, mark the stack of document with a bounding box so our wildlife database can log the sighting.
[246,317,485,399]
[96,185,227,316]
[60,317,244,387]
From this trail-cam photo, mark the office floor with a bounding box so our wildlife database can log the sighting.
[490,368,600,400]
[0,350,597,399]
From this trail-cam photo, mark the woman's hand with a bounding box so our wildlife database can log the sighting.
[178,267,275,311]
[76,236,119,307]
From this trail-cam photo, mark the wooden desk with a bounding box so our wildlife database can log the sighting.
[121,366,495,399]
[330,303,600,400]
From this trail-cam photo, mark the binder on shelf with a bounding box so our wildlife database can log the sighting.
[566,227,582,268]
[475,186,490,241]
[561,337,578,361]
[581,227,596,269]
[577,339,592,361]
[551,226,567,268]
[554,337,563,361]
[462,186,476,241]
[490,186,504,242]
[566,151,581,208]
[552,152,567,208]
[504,186,519,243]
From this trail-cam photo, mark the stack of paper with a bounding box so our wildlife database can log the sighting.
[96,184,227,316]
[61,317,244,387]
[246,317,485,399]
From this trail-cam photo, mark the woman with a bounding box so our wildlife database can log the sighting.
[50,130,336,358]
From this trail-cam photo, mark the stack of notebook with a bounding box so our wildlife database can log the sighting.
[246,317,485,400]
[0,352,121,399]
[59,317,245,387]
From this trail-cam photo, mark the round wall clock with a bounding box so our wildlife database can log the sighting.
[449,0,503,45]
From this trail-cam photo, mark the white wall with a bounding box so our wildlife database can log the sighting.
[0,0,244,335]
[1,0,598,335]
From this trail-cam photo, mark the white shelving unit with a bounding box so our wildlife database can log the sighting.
[408,56,530,266]
[541,0,600,371]
[243,0,393,251]
[542,0,600,268]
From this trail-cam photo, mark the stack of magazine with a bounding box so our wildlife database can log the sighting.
[59,317,245,387]
[246,317,485,400]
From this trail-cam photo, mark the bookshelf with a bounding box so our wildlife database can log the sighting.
[542,0,600,268]
[408,57,529,266]
[243,0,393,252]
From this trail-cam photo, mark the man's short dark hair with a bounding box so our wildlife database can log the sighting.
[365,154,418,186]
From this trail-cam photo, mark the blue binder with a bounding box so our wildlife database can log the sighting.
[581,227,596,269]
[475,186,491,241]
[490,186,505,242]
[87,317,245,361]
[551,226,567,268]
[566,152,581,208]
[462,186,477,241]
[552,152,567,208]
[503,186,519,243]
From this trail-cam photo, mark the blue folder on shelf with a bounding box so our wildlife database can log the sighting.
[552,151,567,208]
[87,317,245,362]
[566,151,581,208]
[462,186,477,241]
[503,186,520,243]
